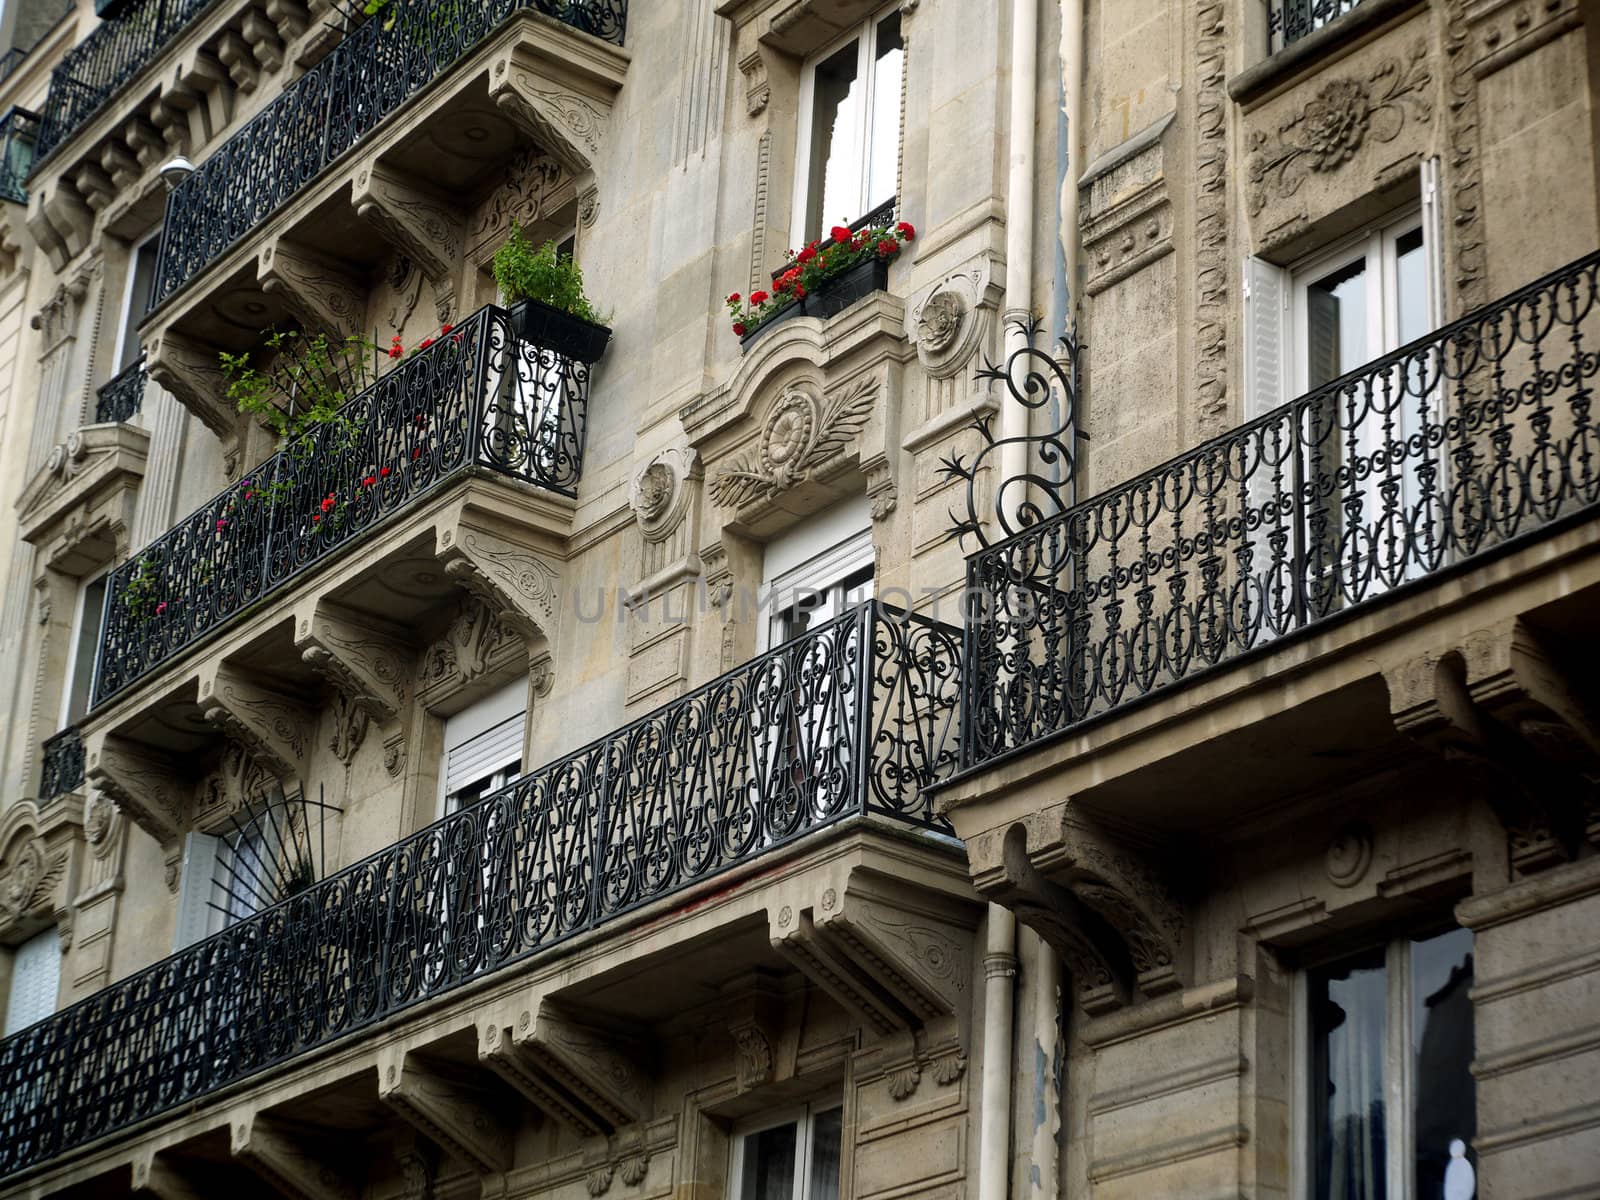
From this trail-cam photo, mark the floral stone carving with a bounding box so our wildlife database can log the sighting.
[708,377,879,510]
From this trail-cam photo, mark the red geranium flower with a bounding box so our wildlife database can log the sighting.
[413,448,423,460]
[727,292,741,305]
[830,225,852,243]
[896,221,916,240]
[732,322,748,337]
[419,337,434,350]
[388,345,403,359]
[876,238,899,257]
[794,284,807,299]
[440,323,452,334]
[380,467,391,478]
[362,475,376,487]
[750,289,769,305]
[797,244,817,264]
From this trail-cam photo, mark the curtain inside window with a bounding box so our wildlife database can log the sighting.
[1311,948,1387,1200]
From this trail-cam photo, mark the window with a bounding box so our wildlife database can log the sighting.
[438,679,527,817]
[731,1104,844,1200]
[792,7,903,245]
[59,572,108,728]
[112,232,159,376]
[760,498,875,651]
[3,928,60,1035]
[1297,926,1476,1200]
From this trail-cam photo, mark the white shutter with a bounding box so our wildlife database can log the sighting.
[1420,156,1445,328]
[1244,256,1289,418]
[4,928,60,1035]
[172,831,222,950]
[443,713,526,796]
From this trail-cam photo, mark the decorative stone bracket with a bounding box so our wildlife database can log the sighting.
[257,240,366,340]
[198,662,314,783]
[84,732,186,849]
[145,325,243,467]
[1388,618,1600,874]
[131,1147,209,1200]
[232,1112,361,1200]
[296,600,415,724]
[770,867,977,1097]
[479,1000,653,1139]
[486,35,626,176]
[434,514,561,648]
[967,809,1188,1016]
[352,161,464,314]
[378,1047,516,1175]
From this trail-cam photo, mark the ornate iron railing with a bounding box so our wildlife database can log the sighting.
[0,106,40,204]
[152,0,627,307]
[94,356,147,424]
[91,303,593,707]
[34,0,215,165]
[38,727,85,802]
[961,250,1600,768]
[1268,0,1367,51]
[0,601,958,1180]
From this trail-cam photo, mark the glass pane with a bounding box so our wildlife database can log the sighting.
[65,576,108,724]
[805,38,862,242]
[1310,946,1388,1200]
[866,14,903,214]
[1412,928,1475,1200]
[741,1122,798,1200]
[1394,228,1428,347]
[808,1108,843,1200]
[1306,257,1368,389]
[119,238,160,372]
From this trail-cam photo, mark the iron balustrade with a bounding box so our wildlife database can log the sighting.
[151,0,627,307]
[38,727,85,802]
[0,601,959,1181]
[1268,0,1368,51]
[91,304,592,708]
[961,250,1600,769]
[94,356,147,424]
[34,0,215,165]
[0,106,40,204]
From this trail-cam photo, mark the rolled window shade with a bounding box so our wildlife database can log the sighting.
[3,928,60,1035]
[444,712,525,796]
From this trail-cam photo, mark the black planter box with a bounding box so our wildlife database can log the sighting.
[738,297,804,348]
[739,256,891,350]
[509,298,611,364]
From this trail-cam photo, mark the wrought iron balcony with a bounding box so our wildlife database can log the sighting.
[0,106,40,205]
[151,0,628,308]
[1268,0,1368,51]
[94,356,147,424]
[961,250,1600,770]
[34,0,214,165]
[0,601,958,1181]
[91,303,595,708]
[38,727,85,802]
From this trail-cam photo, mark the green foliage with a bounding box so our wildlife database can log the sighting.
[492,227,606,325]
[220,328,376,456]
[123,556,161,623]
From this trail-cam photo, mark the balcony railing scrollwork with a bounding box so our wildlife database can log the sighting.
[91,304,594,707]
[152,0,627,307]
[38,727,85,802]
[94,356,147,424]
[1268,0,1368,51]
[962,250,1600,769]
[0,601,960,1180]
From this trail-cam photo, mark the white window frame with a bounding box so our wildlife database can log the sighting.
[1290,928,1476,1200]
[789,3,902,248]
[58,568,109,728]
[111,230,161,377]
[436,678,528,819]
[3,928,61,1035]
[759,498,875,652]
[729,1101,845,1200]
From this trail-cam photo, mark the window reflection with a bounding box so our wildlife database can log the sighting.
[806,39,862,242]
[1412,928,1475,1199]
[1311,946,1388,1200]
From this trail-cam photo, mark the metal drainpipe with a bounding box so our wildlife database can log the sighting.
[1052,0,1084,507]
[1000,0,1040,504]
[980,905,1019,1200]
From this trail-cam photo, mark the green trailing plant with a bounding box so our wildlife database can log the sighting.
[492,227,607,325]
[123,555,162,623]
[220,328,377,456]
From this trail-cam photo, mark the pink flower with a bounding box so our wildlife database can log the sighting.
[155,602,167,615]
[215,518,227,530]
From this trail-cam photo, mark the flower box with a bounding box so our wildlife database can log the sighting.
[737,296,805,348]
[509,297,612,364]
[803,257,890,321]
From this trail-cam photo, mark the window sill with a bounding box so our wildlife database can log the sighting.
[1227,0,1424,109]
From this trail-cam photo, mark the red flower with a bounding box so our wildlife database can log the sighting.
[452,332,464,345]
[380,467,391,478]
[321,496,336,512]
[362,475,376,487]
[388,345,403,359]
[750,289,769,305]
[727,292,741,305]
[896,221,916,240]
[830,225,852,243]
[732,322,748,337]
[876,238,899,257]
[440,323,453,334]
[794,284,807,299]
[419,337,434,350]
[797,244,818,264]
[215,518,227,530]
[312,514,321,524]
[412,448,423,460]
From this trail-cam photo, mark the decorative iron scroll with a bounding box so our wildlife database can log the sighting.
[937,315,1080,549]
[39,727,84,802]
[94,356,147,424]
[0,106,39,205]
[210,785,343,922]
[1268,0,1367,51]
[0,603,958,1182]
[152,0,628,307]
[91,304,591,708]
[961,250,1600,768]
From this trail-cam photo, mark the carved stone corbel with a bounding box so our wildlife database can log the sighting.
[296,602,413,722]
[146,325,242,455]
[378,1048,515,1174]
[257,240,365,339]
[486,46,617,174]
[352,162,464,303]
[435,523,559,646]
[724,970,784,1092]
[131,1148,209,1200]
[241,10,287,73]
[84,734,185,849]
[197,663,314,782]
[479,1001,652,1138]
[232,1114,360,1200]
[27,179,94,270]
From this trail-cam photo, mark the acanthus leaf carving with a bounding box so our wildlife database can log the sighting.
[708,376,879,510]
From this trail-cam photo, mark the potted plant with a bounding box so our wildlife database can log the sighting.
[727,217,915,347]
[492,227,611,364]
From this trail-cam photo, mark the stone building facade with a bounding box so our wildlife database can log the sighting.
[0,0,1594,1199]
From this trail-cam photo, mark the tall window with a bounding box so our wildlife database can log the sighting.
[732,1104,844,1200]
[792,7,903,245]
[3,928,60,1035]
[760,499,875,652]
[438,679,527,817]
[1300,926,1476,1200]
[59,572,108,728]
[112,232,159,376]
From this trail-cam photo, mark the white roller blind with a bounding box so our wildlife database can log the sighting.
[172,831,222,951]
[4,928,60,1035]
[443,713,526,795]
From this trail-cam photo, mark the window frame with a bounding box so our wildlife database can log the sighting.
[111,230,160,378]
[728,1100,845,1200]
[436,678,529,820]
[789,2,903,248]
[1290,924,1477,1200]
[58,568,109,728]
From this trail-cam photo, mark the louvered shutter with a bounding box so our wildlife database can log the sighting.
[443,713,526,798]
[4,928,60,1035]
[172,831,222,950]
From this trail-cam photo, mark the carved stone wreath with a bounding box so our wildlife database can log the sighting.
[708,377,879,510]
[628,447,697,542]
